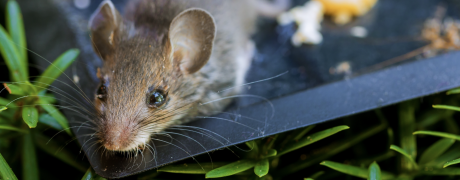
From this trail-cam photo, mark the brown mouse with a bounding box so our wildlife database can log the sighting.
[88,0,289,152]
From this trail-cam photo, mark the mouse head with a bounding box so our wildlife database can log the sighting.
[88,0,216,152]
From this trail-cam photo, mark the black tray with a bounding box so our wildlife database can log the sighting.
[17,0,460,178]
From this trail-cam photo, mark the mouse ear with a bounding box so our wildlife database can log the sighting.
[168,8,216,75]
[89,0,122,60]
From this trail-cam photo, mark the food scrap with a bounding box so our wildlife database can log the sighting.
[278,0,377,46]
[329,61,352,76]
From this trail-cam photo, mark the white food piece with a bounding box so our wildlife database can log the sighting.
[350,26,368,38]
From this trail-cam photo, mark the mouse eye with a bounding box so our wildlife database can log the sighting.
[96,84,107,99]
[147,90,166,108]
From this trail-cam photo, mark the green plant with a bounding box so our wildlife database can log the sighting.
[0,1,84,179]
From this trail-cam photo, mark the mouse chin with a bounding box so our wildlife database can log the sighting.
[102,131,151,152]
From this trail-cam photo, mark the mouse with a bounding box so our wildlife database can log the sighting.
[88,0,290,152]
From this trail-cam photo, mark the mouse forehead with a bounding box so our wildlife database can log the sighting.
[105,38,172,93]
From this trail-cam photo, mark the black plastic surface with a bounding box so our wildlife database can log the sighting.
[19,0,460,178]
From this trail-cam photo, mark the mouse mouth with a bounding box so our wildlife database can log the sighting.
[101,130,151,152]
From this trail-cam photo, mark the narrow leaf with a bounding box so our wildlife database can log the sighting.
[0,125,26,133]
[263,149,277,158]
[443,158,460,168]
[421,167,460,175]
[82,168,106,180]
[413,131,460,141]
[293,125,315,141]
[22,107,38,128]
[398,102,417,170]
[254,159,269,177]
[368,162,381,180]
[22,133,38,180]
[3,83,26,95]
[0,152,18,180]
[447,88,460,95]
[0,106,7,112]
[38,113,63,130]
[39,99,70,135]
[278,125,349,156]
[309,171,324,179]
[433,105,460,112]
[419,138,455,165]
[0,97,10,106]
[6,0,27,76]
[34,132,87,172]
[425,146,460,168]
[390,145,418,167]
[320,161,394,179]
[158,163,227,174]
[0,24,25,82]
[205,160,256,178]
[35,49,79,92]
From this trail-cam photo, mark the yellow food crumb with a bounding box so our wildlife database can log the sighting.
[316,0,378,25]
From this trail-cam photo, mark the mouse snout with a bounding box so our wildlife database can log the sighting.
[101,124,134,151]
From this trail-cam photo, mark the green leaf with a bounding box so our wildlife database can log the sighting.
[34,132,87,172]
[0,152,18,180]
[38,113,63,130]
[447,88,460,95]
[425,146,460,168]
[320,161,394,179]
[417,109,453,129]
[82,168,106,180]
[368,162,381,180]
[443,158,460,168]
[35,49,79,92]
[305,178,314,180]
[22,133,38,180]
[0,106,7,112]
[432,105,460,112]
[205,160,256,178]
[3,83,26,95]
[254,159,269,177]
[277,125,349,156]
[38,99,70,135]
[309,171,324,179]
[293,125,315,141]
[6,0,27,77]
[277,122,387,176]
[22,106,38,128]
[0,23,25,82]
[158,163,227,174]
[0,97,10,106]
[390,145,418,167]
[419,138,455,165]
[0,125,26,133]
[398,102,417,170]
[413,131,460,141]
[262,149,277,158]
[420,167,460,175]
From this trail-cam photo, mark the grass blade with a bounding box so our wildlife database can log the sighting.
[443,158,460,168]
[158,163,227,174]
[254,159,269,177]
[263,149,277,158]
[0,125,26,133]
[0,24,25,82]
[293,125,315,141]
[419,138,455,165]
[82,168,106,180]
[390,145,418,167]
[420,167,460,175]
[447,88,460,95]
[432,105,460,112]
[0,97,10,106]
[38,99,70,135]
[277,125,349,156]
[413,131,460,141]
[0,152,18,180]
[22,133,38,180]
[6,0,27,77]
[22,107,38,128]
[368,162,381,180]
[34,132,87,172]
[320,161,394,179]
[34,49,79,92]
[205,160,256,178]
[398,102,417,170]
[0,106,7,112]
[3,83,26,95]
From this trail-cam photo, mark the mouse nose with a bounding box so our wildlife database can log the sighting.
[101,127,132,151]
